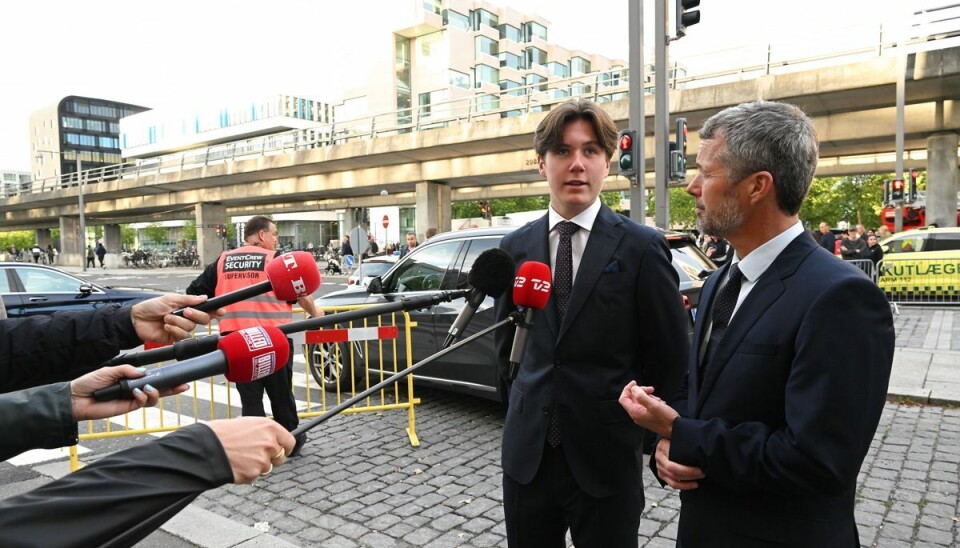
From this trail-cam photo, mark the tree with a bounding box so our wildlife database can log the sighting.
[181,221,197,242]
[451,191,623,219]
[645,187,698,229]
[142,223,168,247]
[799,175,886,229]
[0,231,36,252]
[121,226,137,248]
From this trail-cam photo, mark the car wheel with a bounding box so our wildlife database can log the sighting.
[307,342,365,392]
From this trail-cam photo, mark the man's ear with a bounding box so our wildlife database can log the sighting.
[537,155,546,176]
[748,171,775,206]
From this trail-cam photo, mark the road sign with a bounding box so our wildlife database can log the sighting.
[382,215,389,229]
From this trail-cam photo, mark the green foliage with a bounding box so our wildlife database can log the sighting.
[181,221,197,241]
[646,187,699,229]
[799,175,887,229]
[0,231,37,251]
[142,223,168,245]
[121,226,137,247]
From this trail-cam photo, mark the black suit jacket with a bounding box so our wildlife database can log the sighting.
[663,233,894,547]
[495,205,689,498]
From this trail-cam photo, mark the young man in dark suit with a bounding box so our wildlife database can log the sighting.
[494,99,689,547]
[619,100,895,547]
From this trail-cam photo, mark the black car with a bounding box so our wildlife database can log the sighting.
[310,226,715,402]
[0,263,164,318]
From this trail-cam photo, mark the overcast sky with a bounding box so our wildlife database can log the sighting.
[0,0,923,171]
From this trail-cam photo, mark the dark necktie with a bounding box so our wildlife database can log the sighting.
[554,221,579,324]
[548,221,579,448]
[702,263,744,378]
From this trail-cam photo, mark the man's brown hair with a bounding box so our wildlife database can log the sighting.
[244,215,273,240]
[533,99,618,161]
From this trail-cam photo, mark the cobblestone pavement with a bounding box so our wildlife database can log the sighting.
[183,387,959,548]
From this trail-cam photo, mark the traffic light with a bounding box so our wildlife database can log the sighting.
[479,200,492,221]
[891,178,905,202]
[617,129,638,180]
[676,0,701,39]
[909,169,919,202]
[883,179,891,204]
[670,117,688,182]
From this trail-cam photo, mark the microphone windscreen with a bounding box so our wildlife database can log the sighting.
[218,325,290,383]
[513,261,551,310]
[267,251,321,300]
[467,248,516,298]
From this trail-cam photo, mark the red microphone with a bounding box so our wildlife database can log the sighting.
[172,251,321,316]
[93,325,290,401]
[509,261,552,378]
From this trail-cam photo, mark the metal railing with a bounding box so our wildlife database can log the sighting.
[13,12,960,200]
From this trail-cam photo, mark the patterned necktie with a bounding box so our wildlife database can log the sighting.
[702,263,744,379]
[554,221,579,324]
[548,221,579,448]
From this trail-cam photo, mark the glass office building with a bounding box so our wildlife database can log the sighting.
[119,94,335,158]
[30,96,148,182]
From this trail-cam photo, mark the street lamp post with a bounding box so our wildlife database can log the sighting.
[35,150,86,271]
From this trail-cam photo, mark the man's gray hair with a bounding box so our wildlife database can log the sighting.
[700,100,819,215]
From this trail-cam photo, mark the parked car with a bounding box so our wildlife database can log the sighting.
[878,226,960,299]
[0,263,164,318]
[347,256,398,287]
[309,226,716,402]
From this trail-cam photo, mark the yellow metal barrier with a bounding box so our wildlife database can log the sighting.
[297,306,421,446]
[69,307,419,470]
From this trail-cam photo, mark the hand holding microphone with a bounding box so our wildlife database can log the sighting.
[509,261,552,379]
[93,325,290,401]
[170,251,321,317]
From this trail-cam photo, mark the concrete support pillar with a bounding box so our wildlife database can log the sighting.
[59,216,83,267]
[34,229,51,249]
[926,132,959,228]
[415,181,451,241]
[342,208,360,239]
[195,203,227,267]
[103,224,122,268]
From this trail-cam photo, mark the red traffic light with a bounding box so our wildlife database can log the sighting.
[618,133,633,151]
[893,180,904,190]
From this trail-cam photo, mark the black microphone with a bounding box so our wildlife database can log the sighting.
[100,335,221,368]
[508,261,552,379]
[100,291,469,368]
[93,326,289,401]
[442,248,516,348]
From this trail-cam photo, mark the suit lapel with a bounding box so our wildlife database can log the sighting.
[695,234,818,415]
[557,205,623,341]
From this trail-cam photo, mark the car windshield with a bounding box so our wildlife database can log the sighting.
[355,262,392,277]
[885,236,926,254]
[670,243,713,281]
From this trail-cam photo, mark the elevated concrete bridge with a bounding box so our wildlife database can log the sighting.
[3,44,959,265]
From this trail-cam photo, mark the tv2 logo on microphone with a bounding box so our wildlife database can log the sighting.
[280,253,309,297]
[514,276,551,294]
[238,326,278,380]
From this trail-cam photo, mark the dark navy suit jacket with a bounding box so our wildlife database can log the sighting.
[662,233,894,547]
[495,204,689,499]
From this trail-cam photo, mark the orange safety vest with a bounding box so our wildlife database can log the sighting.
[216,245,292,332]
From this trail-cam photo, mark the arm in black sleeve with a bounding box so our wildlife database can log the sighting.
[0,423,234,548]
[0,305,141,393]
[0,382,78,461]
[185,259,219,298]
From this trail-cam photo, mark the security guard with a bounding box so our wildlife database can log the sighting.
[187,215,319,456]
